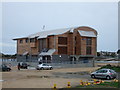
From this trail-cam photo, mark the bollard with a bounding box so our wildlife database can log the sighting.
[53,84,57,90]
[80,80,84,85]
[93,79,96,82]
[88,82,91,85]
[99,80,102,83]
[101,80,104,83]
[113,79,116,82]
[86,81,91,85]
[85,81,88,86]
[93,82,96,85]
[114,79,119,82]
[96,80,100,84]
[93,79,97,84]
[67,82,71,88]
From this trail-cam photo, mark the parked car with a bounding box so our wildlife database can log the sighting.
[20,62,28,69]
[91,69,117,80]
[36,63,53,70]
[0,64,11,72]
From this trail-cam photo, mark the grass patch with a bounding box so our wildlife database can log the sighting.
[75,82,119,88]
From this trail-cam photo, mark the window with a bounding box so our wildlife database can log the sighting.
[86,37,92,45]
[102,70,108,73]
[30,38,35,42]
[75,47,76,54]
[75,36,77,44]
[58,47,67,54]
[47,38,50,48]
[86,46,92,55]
[58,37,67,45]
[75,36,77,41]
[26,38,29,43]
[19,40,23,43]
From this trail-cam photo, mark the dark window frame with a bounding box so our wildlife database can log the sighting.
[58,37,67,45]
[86,37,92,45]
[86,46,92,55]
[19,39,23,43]
[25,38,29,43]
[30,38,35,43]
[58,46,67,54]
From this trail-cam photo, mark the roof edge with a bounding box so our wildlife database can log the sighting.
[13,37,28,40]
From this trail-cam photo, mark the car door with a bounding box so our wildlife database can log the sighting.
[42,64,45,69]
[43,64,47,69]
[45,64,49,69]
[95,70,104,78]
[102,70,108,78]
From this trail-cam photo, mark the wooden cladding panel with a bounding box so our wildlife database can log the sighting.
[58,47,67,54]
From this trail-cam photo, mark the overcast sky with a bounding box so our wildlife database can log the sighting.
[1,2,118,54]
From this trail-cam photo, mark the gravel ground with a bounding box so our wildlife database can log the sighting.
[1,61,119,88]
[1,66,99,88]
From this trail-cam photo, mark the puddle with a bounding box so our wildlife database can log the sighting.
[27,75,61,79]
[66,72,90,75]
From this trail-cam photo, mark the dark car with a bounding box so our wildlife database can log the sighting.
[20,62,28,69]
[0,64,11,72]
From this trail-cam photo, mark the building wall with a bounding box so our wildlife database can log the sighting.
[17,39,30,55]
[47,36,55,49]
[75,27,97,56]
[17,38,39,55]
[16,26,97,57]
[52,27,97,56]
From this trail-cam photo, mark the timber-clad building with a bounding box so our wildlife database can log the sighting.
[13,26,98,63]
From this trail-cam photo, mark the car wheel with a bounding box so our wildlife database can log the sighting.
[36,68,39,70]
[8,68,11,71]
[91,74,95,78]
[106,76,111,80]
[7,69,10,71]
[50,67,53,70]
[41,67,44,70]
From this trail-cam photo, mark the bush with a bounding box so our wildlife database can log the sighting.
[98,64,120,72]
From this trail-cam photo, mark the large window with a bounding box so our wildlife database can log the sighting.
[86,46,92,55]
[75,47,76,55]
[19,40,23,43]
[58,37,67,45]
[86,37,92,45]
[58,47,67,54]
[30,38,35,42]
[26,38,29,43]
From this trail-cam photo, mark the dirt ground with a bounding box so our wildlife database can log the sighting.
[1,66,100,88]
[1,62,119,88]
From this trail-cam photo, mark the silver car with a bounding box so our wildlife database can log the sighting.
[36,63,53,70]
[91,69,117,80]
